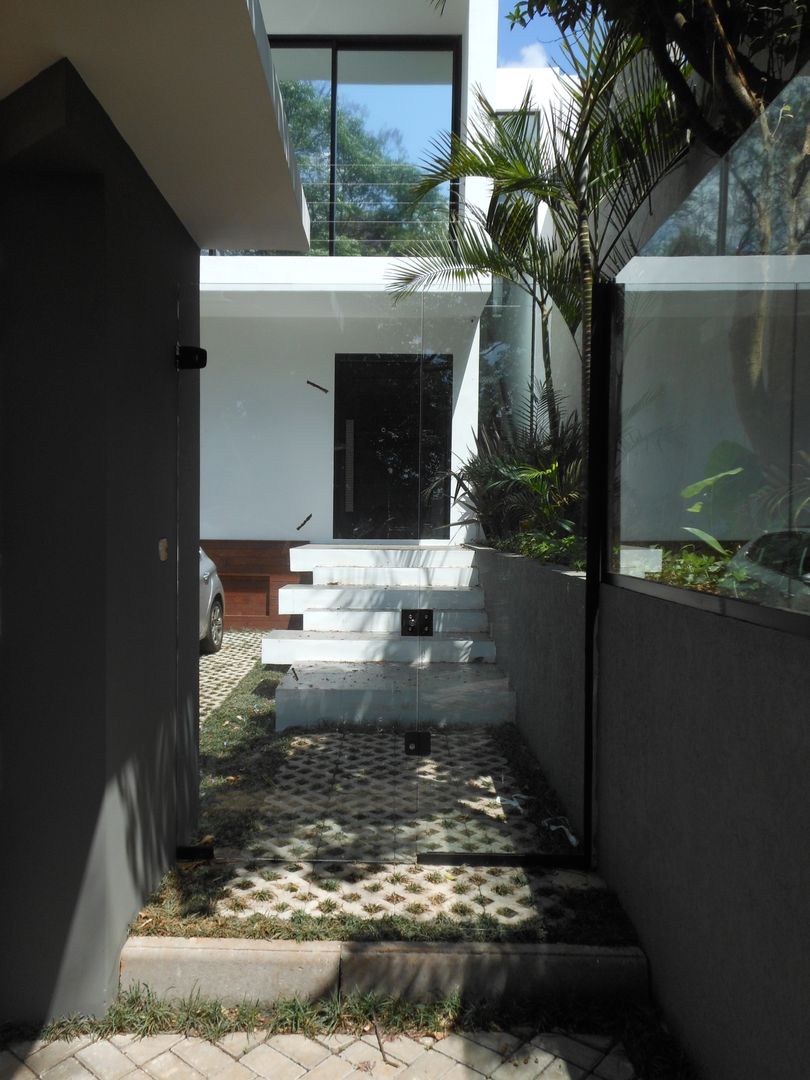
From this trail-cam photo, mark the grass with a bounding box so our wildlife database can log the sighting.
[197,662,288,852]
[0,985,697,1078]
[134,661,636,947]
[134,866,636,945]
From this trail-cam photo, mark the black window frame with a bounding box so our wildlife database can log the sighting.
[269,35,462,256]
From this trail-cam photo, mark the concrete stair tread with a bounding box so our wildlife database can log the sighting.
[266,630,492,642]
[279,584,486,614]
[274,662,515,729]
[290,542,475,570]
[276,661,512,689]
[285,584,482,593]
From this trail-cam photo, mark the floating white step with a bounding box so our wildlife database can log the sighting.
[278,584,485,615]
[303,609,489,633]
[274,662,515,730]
[312,565,478,588]
[290,543,475,571]
[262,631,496,664]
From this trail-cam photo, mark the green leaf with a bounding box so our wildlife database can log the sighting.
[685,501,703,513]
[682,527,730,556]
[680,468,743,500]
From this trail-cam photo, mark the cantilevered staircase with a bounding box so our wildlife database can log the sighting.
[262,542,515,730]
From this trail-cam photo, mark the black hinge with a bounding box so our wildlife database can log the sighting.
[404,730,431,755]
[401,609,434,636]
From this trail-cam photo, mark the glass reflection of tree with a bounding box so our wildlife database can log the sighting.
[279,80,449,256]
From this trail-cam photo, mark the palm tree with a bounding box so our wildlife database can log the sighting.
[388,16,686,442]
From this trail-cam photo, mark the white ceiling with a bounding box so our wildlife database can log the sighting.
[260,0,469,37]
[0,0,310,250]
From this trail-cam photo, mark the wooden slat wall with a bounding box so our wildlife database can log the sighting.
[200,540,312,630]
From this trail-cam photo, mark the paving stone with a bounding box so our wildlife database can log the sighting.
[462,1032,522,1057]
[440,1066,489,1080]
[490,1046,555,1080]
[240,1045,304,1080]
[215,1034,268,1060]
[338,1043,390,1068]
[0,1051,37,1080]
[433,1034,504,1075]
[529,1036,602,1071]
[394,1049,456,1079]
[369,1036,426,1065]
[143,1051,204,1080]
[7,1043,46,1062]
[107,1042,136,1053]
[199,631,261,720]
[75,1041,136,1080]
[123,1040,184,1069]
[39,1060,96,1080]
[25,1039,93,1076]
[207,728,566,924]
[208,1063,256,1080]
[264,1036,328,1069]
[566,1037,612,1053]
[313,1036,357,1054]
[297,1058,355,1080]
[592,1047,635,1080]
[536,1060,587,1080]
[171,1041,233,1076]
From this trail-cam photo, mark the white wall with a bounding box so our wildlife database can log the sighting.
[201,307,480,541]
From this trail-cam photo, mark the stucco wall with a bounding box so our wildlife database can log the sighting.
[0,62,200,1022]
[472,549,586,834]
[597,585,810,1080]
[200,310,479,541]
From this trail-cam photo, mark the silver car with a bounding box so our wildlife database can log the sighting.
[725,529,810,613]
[199,547,225,653]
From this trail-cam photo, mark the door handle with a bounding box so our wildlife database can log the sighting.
[203,571,211,582]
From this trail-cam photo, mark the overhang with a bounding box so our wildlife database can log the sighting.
[200,256,490,319]
[0,0,309,251]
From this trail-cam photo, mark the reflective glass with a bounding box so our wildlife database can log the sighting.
[612,282,810,615]
[336,50,453,255]
[642,73,810,257]
[271,47,332,255]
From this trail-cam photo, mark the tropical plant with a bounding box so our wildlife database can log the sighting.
[437,385,583,544]
[389,17,686,440]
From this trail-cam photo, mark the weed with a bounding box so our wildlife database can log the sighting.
[405,903,429,916]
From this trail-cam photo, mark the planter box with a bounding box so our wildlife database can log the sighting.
[471,547,586,833]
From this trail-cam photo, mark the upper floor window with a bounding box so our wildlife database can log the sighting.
[271,37,459,256]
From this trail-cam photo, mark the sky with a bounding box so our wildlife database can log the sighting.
[497,0,565,70]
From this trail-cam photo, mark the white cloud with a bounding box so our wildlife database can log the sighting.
[502,41,550,68]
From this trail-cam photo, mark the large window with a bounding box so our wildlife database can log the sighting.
[609,72,810,626]
[271,37,458,256]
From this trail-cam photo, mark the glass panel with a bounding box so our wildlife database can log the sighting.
[411,287,586,861]
[335,49,453,255]
[479,277,536,436]
[612,282,810,616]
[199,288,424,885]
[272,47,332,255]
[642,71,810,257]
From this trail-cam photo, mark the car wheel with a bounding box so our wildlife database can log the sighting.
[201,597,224,654]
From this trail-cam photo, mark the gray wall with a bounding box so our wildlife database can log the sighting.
[473,549,586,833]
[0,61,200,1022]
[597,586,810,1080]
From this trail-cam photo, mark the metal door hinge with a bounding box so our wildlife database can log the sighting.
[401,609,433,636]
[405,730,431,756]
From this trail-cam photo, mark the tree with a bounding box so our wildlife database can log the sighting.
[507,0,809,153]
[389,19,685,441]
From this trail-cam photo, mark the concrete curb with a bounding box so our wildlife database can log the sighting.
[120,937,648,1005]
